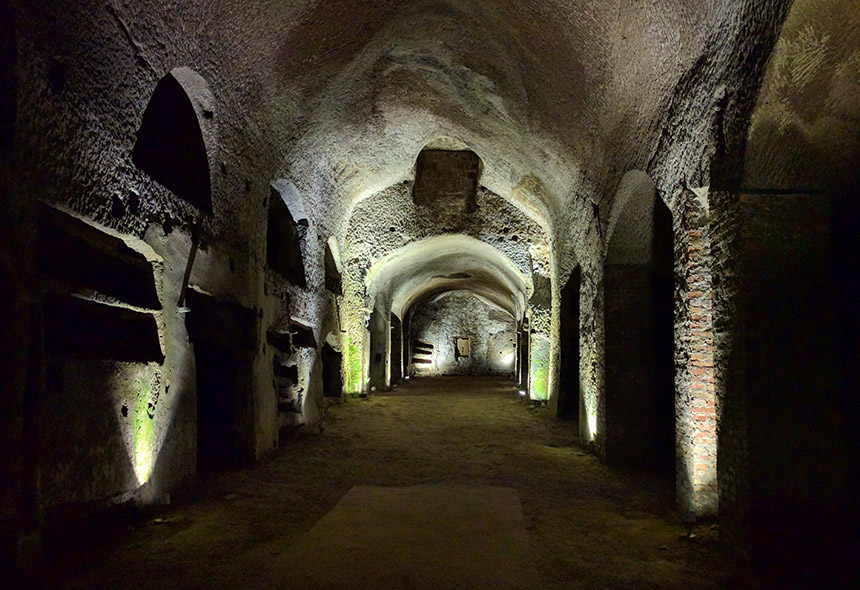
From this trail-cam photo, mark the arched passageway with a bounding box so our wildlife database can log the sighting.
[603,172,675,475]
[356,233,535,394]
[406,290,517,377]
[5,1,855,587]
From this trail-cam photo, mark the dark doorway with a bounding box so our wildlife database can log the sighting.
[604,189,674,477]
[195,342,241,472]
[390,314,403,384]
[185,290,256,472]
[518,316,529,391]
[402,314,411,377]
[322,342,343,398]
[651,199,675,477]
[367,306,387,391]
[267,187,306,286]
[132,70,212,211]
[557,267,580,420]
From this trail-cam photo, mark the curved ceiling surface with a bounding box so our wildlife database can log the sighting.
[281,0,740,226]
[365,234,531,319]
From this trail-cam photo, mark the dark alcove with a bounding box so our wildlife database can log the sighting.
[133,70,212,212]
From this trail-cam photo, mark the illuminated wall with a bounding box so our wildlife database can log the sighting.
[410,291,517,376]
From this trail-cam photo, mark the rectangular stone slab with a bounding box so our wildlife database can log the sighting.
[260,484,540,590]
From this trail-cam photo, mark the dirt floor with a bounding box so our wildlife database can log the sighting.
[44,376,744,589]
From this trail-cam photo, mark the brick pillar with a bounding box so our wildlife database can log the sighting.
[675,192,718,518]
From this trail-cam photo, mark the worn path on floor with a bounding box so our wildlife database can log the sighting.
[64,376,734,589]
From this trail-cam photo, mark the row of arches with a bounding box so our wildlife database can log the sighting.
[350,168,678,484]
[129,54,850,583]
[361,234,532,391]
[129,64,685,503]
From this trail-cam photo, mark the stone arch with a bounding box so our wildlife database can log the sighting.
[605,170,661,264]
[267,179,308,287]
[132,67,215,212]
[603,171,674,475]
[359,234,531,392]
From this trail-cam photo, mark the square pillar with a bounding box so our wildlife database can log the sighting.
[675,195,718,518]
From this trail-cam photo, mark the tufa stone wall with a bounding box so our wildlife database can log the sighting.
[410,291,516,377]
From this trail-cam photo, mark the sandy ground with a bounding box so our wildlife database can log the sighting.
[48,376,742,589]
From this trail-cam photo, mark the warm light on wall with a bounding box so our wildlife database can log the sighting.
[587,411,598,439]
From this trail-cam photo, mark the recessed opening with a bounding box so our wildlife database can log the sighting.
[558,267,580,420]
[132,69,212,212]
[267,185,307,286]
[390,314,403,384]
[324,237,343,295]
[455,337,471,359]
[322,342,344,398]
[37,204,161,310]
[412,149,481,213]
[43,294,163,362]
[185,290,256,472]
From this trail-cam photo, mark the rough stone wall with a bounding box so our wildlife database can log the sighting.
[410,292,516,376]
[744,0,860,193]
[572,253,603,448]
[40,360,160,507]
[4,1,344,533]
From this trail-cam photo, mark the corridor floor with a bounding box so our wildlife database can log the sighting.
[57,377,737,589]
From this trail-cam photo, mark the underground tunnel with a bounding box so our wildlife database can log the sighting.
[1,0,857,588]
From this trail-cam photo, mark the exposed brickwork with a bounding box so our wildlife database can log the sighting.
[674,197,718,518]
